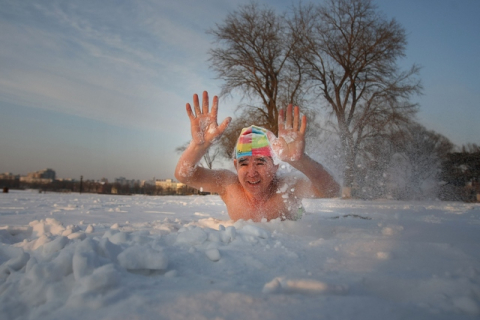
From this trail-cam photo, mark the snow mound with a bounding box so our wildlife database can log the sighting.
[0,192,479,320]
[117,245,168,270]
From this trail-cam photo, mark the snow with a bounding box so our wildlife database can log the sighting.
[1,190,480,320]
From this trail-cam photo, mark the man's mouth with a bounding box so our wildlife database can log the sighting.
[247,180,261,185]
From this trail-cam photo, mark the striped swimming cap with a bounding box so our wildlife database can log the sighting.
[235,125,273,159]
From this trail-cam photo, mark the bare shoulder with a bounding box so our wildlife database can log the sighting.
[211,168,238,189]
[187,167,238,195]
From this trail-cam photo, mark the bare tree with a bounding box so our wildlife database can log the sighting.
[208,2,308,135]
[292,0,422,197]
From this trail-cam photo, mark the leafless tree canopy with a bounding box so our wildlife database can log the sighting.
[290,0,422,195]
[208,2,308,135]
[204,0,432,198]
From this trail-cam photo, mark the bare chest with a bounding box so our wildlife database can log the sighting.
[221,186,301,222]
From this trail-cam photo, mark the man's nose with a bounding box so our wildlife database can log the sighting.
[247,163,257,175]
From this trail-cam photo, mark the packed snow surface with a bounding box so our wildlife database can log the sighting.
[1,190,480,320]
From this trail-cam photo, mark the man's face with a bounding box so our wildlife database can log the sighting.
[234,156,278,195]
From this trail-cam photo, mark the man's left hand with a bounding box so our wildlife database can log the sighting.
[269,104,307,162]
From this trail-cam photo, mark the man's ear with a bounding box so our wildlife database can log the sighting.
[233,159,237,170]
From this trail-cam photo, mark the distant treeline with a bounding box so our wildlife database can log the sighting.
[439,149,480,202]
[2,146,479,201]
[1,179,202,196]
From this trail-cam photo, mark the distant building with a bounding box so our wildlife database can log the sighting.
[0,172,19,180]
[0,172,20,189]
[140,179,155,187]
[115,177,127,184]
[29,168,56,180]
[155,179,186,194]
[20,168,56,184]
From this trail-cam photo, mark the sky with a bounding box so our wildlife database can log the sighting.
[0,0,479,181]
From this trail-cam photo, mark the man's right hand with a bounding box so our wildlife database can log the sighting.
[186,91,231,147]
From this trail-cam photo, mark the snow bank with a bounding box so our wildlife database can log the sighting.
[0,190,479,319]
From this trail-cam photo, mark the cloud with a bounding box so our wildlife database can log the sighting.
[0,0,231,132]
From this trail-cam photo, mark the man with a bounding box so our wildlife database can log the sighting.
[175,91,339,222]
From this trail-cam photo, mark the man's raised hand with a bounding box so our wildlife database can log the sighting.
[186,91,231,147]
[270,104,307,162]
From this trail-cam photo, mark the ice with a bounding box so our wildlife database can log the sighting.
[0,191,479,319]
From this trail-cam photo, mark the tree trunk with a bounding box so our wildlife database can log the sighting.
[340,129,356,199]
[342,154,356,199]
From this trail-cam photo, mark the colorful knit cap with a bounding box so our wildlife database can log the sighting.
[235,125,273,159]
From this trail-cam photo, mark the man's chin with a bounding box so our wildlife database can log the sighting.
[244,181,263,191]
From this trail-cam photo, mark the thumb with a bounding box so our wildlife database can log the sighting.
[217,117,232,135]
[267,131,285,154]
[266,131,277,143]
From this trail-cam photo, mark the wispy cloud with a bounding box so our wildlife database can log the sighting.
[0,0,236,132]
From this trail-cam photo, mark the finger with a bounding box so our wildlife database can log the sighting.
[217,117,232,135]
[293,106,300,131]
[300,114,307,134]
[211,95,219,121]
[285,104,293,129]
[266,131,278,143]
[278,109,285,130]
[186,103,195,120]
[193,93,201,116]
[202,91,209,114]
[267,130,279,147]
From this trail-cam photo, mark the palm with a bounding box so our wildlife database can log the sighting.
[276,129,304,161]
[190,113,219,145]
[187,92,231,146]
[271,105,306,162]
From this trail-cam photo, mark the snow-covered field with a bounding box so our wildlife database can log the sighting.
[1,190,479,320]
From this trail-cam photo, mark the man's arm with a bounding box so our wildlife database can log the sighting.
[286,153,340,198]
[269,105,340,198]
[174,91,234,194]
